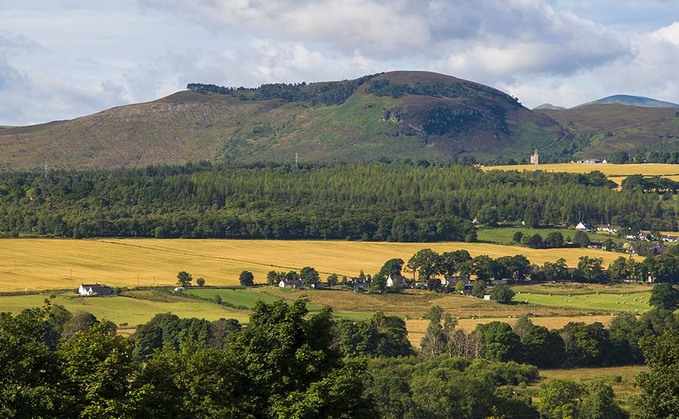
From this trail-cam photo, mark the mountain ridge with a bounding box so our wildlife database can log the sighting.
[0,71,570,170]
[1,71,678,170]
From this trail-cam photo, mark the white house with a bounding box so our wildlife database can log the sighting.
[78,283,114,296]
[575,222,593,232]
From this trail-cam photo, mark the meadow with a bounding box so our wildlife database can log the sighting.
[485,162,679,185]
[0,238,626,292]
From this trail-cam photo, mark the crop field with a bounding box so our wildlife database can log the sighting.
[0,238,625,292]
[485,162,679,185]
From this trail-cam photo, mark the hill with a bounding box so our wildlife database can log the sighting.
[580,95,679,108]
[541,104,679,161]
[0,71,570,170]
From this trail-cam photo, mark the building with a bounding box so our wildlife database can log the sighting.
[530,149,539,165]
[78,283,114,296]
[575,222,593,232]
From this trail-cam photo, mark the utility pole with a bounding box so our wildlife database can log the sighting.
[295,153,299,170]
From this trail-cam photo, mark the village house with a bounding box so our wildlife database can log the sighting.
[386,274,409,289]
[575,222,593,232]
[348,277,370,292]
[596,224,622,234]
[78,283,114,296]
[278,279,304,289]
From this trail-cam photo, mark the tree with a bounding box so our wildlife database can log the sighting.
[649,283,679,310]
[299,266,320,288]
[407,249,441,282]
[471,280,487,298]
[239,271,254,287]
[176,271,192,287]
[60,322,136,417]
[573,230,590,247]
[475,321,522,362]
[0,306,72,417]
[522,233,544,249]
[635,328,679,418]
[266,270,281,286]
[512,231,524,243]
[62,311,98,340]
[326,273,338,287]
[196,277,206,287]
[545,231,564,248]
[420,306,447,357]
[579,381,628,419]
[228,298,376,417]
[577,256,608,284]
[490,285,515,304]
[539,379,584,419]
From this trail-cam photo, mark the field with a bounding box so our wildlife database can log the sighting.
[531,365,646,410]
[0,291,251,327]
[0,238,626,292]
[476,226,625,245]
[485,162,679,185]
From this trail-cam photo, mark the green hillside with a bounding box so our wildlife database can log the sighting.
[541,104,679,161]
[0,71,569,170]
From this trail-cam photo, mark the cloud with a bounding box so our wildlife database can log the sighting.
[138,0,631,76]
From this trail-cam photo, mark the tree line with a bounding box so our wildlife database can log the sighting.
[12,294,673,418]
[0,161,673,240]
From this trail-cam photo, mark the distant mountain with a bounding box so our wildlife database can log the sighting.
[0,71,570,170]
[579,95,679,108]
[533,103,566,110]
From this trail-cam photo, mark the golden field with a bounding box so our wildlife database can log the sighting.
[485,162,679,185]
[0,238,628,292]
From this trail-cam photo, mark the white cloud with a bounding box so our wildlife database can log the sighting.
[0,1,677,124]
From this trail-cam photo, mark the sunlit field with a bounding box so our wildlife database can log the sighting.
[0,238,625,292]
[485,162,679,185]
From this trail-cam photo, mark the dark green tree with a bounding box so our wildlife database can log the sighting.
[176,271,192,287]
[299,266,320,288]
[471,279,487,298]
[573,230,591,247]
[635,328,679,418]
[490,285,515,304]
[239,270,254,287]
[649,283,679,310]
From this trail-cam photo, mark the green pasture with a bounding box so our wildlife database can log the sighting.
[186,287,374,320]
[533,365,647,410]
[513,285,651,313]
[0,292,249,326]
[476,226,624,246]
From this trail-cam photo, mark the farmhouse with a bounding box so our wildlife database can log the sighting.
[278,279,304,289]
[575,222,593,232]
[78,283,114,296]
[386,274,409,289]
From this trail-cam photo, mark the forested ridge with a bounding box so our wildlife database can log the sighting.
[0,161,672,240]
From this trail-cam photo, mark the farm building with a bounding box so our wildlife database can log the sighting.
[78,283,114,296]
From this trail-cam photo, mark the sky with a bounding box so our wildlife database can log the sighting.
[0,0,678,126]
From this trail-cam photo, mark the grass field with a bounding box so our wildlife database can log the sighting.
[0,291,250,326]
[484,162,679,185]
[0,238,626,292]
[532,365,646,410]
[476,226,625,245]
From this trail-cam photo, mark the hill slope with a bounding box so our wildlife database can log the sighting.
[0,71,570,170]
[542,104,679,160]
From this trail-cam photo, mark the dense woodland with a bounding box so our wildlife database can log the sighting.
[5,291,679,418]
[0,161,675,240]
